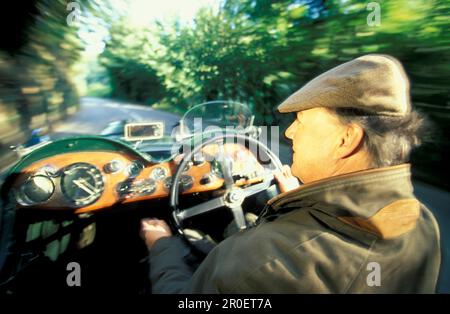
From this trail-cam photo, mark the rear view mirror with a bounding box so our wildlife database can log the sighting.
[124,122,164,141]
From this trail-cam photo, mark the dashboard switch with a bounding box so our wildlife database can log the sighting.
[200,174,214,185]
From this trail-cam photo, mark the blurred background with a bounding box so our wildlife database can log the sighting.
[1,0,449,188]
[0,0,449,292]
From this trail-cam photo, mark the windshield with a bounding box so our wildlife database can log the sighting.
[179,101,254,138]
[110,101,255,162]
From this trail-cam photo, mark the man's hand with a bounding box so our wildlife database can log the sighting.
[274,165,300,193]
[141,218,173,249]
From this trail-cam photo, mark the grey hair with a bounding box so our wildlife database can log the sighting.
[331,108,429,168]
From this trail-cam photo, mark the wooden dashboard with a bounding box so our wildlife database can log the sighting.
[12,151,224,214]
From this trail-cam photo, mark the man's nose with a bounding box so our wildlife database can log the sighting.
[285,123,295,140]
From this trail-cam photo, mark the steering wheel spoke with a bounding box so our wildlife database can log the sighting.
[217,143,235,188]
[230,205,246,230]
[176,196,226,220]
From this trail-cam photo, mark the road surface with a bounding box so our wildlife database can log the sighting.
[51,97,180,138]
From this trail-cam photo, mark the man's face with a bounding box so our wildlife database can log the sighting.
[285,108,346,183]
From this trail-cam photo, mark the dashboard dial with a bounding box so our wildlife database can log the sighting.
[104,160,125,174]
[126,160,145,178]
[130,179,157,196]
[37,165,59,177]
[150,166,168,181]
[61,163,104,207]
[117,179,156,197]
[17,175,55,205]
[179,175,194,191]
[163,175,193,192]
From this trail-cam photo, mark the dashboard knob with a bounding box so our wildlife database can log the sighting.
[200,174,214,185]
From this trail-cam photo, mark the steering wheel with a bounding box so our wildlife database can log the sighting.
[169,133,283,239]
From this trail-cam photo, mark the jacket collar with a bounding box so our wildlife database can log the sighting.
[267,164,415,219]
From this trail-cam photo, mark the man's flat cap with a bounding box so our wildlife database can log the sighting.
[278,54,411,116]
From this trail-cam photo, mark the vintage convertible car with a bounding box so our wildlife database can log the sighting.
[0,101,284,295]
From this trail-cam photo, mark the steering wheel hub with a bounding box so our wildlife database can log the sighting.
[225,188,245,207]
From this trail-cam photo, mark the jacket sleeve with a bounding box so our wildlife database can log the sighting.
[149,221,335,293]
[149,236,197,293]
[148,229,276,293]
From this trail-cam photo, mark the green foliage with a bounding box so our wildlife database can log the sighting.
[97,0,450,187]
[0,0,86,135]
[101,0,449,118]
[86,82,112,98]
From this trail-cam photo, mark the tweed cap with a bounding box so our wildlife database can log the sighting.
[278,54,411,116]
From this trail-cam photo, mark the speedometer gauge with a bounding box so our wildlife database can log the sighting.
[61,163,104,207]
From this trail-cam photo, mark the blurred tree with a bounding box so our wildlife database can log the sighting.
[96,0,450,188]
[0,0,87,166]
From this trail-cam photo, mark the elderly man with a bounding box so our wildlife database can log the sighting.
[141,54,441,293]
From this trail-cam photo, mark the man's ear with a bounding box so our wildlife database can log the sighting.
[335,123,365,159]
